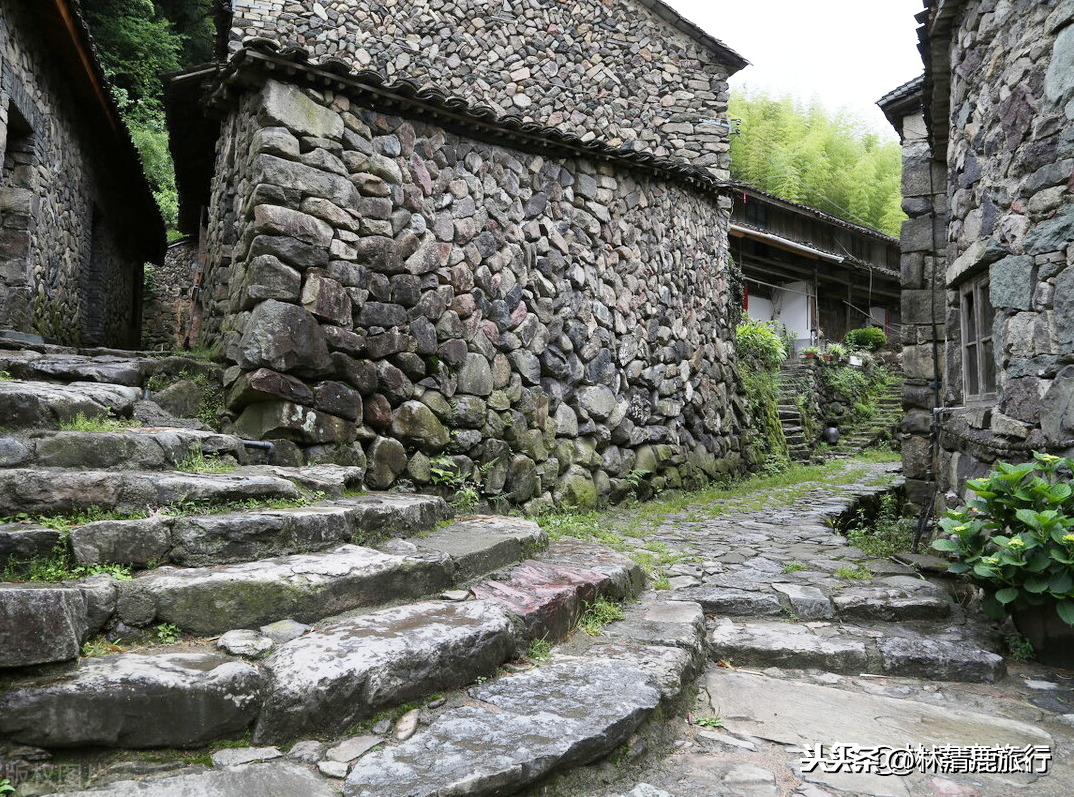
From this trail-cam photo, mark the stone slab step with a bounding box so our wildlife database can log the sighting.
[0,653,265,748]
[402,515,546,581]
[2,541,642,752]
[343,655,680,797]
[116,544,456,636]
[601,597,709,668]
[0,380,140,430]
[0,521,62,568]
[70,493,451,568]
[472,559,613,641]
[0,428,248,470]
[709,619,1005,682]
[0,467,305,517]
[253,600,521,743]
[0,349,217,387]
[0,584,88,668]
[46,762,336,797]
[537,537,647,599]
[703,668,1051,796]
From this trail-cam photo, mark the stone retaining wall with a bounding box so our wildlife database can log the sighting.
[199,76,745,509]
[0,2,145,347]
[224,0,741,180]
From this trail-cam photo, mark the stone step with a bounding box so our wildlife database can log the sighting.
[0,379,142,430]
[0,348,216,388]
[1,542,642,753]
[70,493,453,568]
[709,618,1005,682]
[342,646,694,797]
[2,513,543,670]
[0,467,302,517]
[110,516,543,636]
[44,762,335,797]
[0,521,62,569]
[0,464,372,517]
[0,652,265,748]
[467,536,645,642]
[117,545,450,636]
[0,428,249,470]
[252,600,521,743]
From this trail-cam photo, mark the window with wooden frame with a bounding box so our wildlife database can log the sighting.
[960,275,996,402]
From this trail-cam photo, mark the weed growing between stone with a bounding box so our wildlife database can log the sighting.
[692,715,725,729]
[155,623,181,644]
[525,637,553,663]
[58,411,139,432]
[781,561,807,573]
[845,493,914,558]
[175,450,237,474]
[81,636,124,658]
[2,538,133,583]
[147,369,225,428]
[1006,632,1036,660]
[1,505,151,533]
[577,597,626,636]
[835,564,872,581]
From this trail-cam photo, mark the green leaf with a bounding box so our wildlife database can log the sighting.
[994,587,1019,605]
[1049,572,1073,594]
[1056,601,1074,626]
[1015,508,1043,530]
[1025,576,1051,594]
[947,562,971,574]
[931,538,961,552]
[980,592,1007,620]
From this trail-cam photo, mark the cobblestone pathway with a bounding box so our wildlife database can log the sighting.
[560,458,1074,797]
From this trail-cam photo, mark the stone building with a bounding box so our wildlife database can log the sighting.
[0,0,164,348]
[168,0,752,508]
[880,0,1074,513]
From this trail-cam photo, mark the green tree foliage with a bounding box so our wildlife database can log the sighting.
[729,91,906,237]
[80,0,215,233]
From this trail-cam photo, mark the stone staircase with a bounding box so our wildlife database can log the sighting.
[0,342,1027,797]
[830,376,904,456]
[776,360,813,463]
[0,341,702,796]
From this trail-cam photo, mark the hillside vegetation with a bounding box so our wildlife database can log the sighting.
[729,91,905,237]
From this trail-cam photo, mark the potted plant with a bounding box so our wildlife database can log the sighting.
[825,343,849,363]
[802,346,820,360]
[932,452,1074,665]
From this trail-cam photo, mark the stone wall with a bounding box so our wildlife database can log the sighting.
[903,0,1074,507]
[142,239,199,351]
[0,3,146,347]
[198,75,745,509]
[895,107,949,514]
[224,0,741,180]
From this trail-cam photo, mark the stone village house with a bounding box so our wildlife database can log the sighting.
[165,0,763,508]
[880,0,1074,514]
[0,0,164,348]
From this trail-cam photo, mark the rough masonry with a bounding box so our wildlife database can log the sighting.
[167,1,752,508]
[882,0,1074,509]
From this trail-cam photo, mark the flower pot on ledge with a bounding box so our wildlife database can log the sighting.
[1011,603,1074,667]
